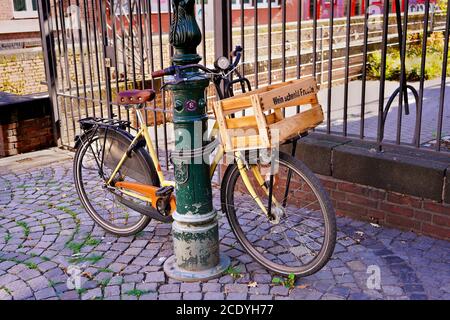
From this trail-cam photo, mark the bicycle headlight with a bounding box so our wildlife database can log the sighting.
[214,56,231,70]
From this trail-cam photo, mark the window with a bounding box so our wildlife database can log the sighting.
[114,0,170,15]
[231,0,280,9]
[13,0,38,18]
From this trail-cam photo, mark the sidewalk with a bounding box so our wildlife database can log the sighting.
[0,149,449,300]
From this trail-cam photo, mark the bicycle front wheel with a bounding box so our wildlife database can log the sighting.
[221,151,336,276]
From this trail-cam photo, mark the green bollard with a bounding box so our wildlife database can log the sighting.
[163,0,230,282]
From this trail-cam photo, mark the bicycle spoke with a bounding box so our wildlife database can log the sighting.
[223,154,335,274]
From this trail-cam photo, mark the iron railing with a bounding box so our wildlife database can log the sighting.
[38,0,450,158]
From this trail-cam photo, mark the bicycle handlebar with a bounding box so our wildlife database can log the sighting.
[152,45,243,79]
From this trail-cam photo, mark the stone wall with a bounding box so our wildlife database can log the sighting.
[0,48,47,95]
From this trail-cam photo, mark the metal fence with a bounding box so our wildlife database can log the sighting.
[38,0,450,158]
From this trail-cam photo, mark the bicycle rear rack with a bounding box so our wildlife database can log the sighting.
[79,117,132,133]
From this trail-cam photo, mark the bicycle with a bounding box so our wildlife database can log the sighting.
[73,46,336,276]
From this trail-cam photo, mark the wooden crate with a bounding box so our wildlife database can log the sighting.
[213,77,324,152]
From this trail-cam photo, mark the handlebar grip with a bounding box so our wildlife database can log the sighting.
[152,69,166,78]
[152,66,176,78]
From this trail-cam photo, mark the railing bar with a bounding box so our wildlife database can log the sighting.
[360,0,369,139]
[118,0,130,123]
[228,0,232,59]
[53,0,70,142]
[168,0,174,58]
[326,1,335,134]
[268,0,272,84]
[91,0,104,118]
[254,0,258,88]
[128,0,137,88]
[74,0,88,117]
[396,0,409,144]
[67,0,82,123]
[312,1,317,77]
[377,0,391,149]
[146,0,159,154]
[82,0,96,114]
[201,0,206,66]
[39,0,60,145]
[157,0,168,167]
[343,0,352,136]
[415,0,431,148]
[99,0,113,118]
[110,0,122,120]
[296,1,301,81]
[57,0,77,133]
[436,0,450,152]
[136,0,148,129]
[281,0,286,83]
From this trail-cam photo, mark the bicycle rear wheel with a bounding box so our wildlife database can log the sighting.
[221,151,336,276]
[74,128,159,236]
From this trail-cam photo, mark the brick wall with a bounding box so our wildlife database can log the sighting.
[320,174,450,241]
[0,116,54,156]
[0,96,55,157]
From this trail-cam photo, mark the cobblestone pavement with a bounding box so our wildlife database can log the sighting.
[0,154,449,300]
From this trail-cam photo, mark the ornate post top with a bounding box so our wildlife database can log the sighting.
[170,0,202,64]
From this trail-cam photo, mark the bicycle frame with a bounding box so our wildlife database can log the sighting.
[104,106,278,217]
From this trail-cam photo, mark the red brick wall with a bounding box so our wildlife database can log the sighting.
[320,175,450,240]
[0,116,54,157]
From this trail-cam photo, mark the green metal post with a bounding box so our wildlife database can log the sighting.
[163,0,229,282]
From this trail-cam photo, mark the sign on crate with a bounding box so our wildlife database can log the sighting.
[213,77,324,153]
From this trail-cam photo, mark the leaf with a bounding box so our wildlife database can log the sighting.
[272,277,282,284]
[247,281,258,288]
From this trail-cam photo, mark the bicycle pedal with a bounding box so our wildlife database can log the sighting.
[156,186,174,197]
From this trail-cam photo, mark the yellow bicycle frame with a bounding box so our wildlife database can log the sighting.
[106,107,280,216]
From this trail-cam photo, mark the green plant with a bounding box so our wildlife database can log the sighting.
[272,273,296,289]
[84,236,101,247]
[224,265,243,279]
[76,288,88,295]
[0,286,12,295]
[125,289,148,298]
[4,232,11,244]
[98,268,114,274]
[16,221,30,238]
[24,262,38,270]
[367,30,450,82]
[69,254,103,264]
[66,241,84,254]
[99,278,111,287]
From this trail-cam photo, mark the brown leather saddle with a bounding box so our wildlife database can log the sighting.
[117,89,156,105]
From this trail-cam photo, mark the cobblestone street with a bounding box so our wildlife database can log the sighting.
[0,150,449,300]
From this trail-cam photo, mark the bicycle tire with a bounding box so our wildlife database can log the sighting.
[221,151,336,276]
[74,128,159,236]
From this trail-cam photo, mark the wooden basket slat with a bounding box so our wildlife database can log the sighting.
[270,106,324,143]
[213,77,323,153]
